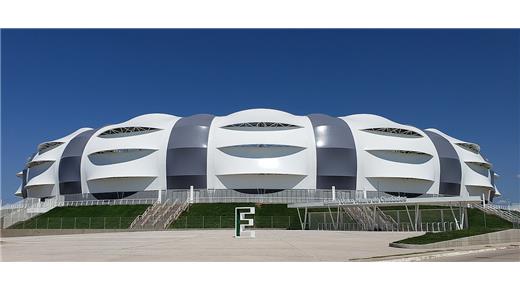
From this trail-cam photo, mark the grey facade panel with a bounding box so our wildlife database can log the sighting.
[61,130,96,158]
[424,131,459,159]
[439,157,462,184]
[59,181,82,195]
[308,114,356,148]
[166,114,214,189]
[316,148,357,176]
[489,169,496,201]
[317,176,357,190]
[424,131,462,196]
[167,148,208,176]
[167,175,207,189]
[439,182,461,196]
[489,191,496,202]
[58,129,95,194]
[169,125,212,149]
[21,168,28,198]
[59,156,82,182]
[308,114,357,190]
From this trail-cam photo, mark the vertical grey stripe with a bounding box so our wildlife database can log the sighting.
[307,114,357,190]
[424,131,462,196]
[166,114,214,189]
[489,169,496,201]
[58,129,96,194]
[21,168,28,198]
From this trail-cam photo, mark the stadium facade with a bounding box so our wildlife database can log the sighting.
[14,109,501,201]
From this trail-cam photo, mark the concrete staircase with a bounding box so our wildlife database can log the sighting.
[341,205,398,231]
[129,199,189,230]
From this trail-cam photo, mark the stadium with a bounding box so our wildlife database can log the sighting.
[14,108,499,200]
[3,107,515,234]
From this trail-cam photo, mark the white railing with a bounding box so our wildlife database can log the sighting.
[1,196,155,229]
[150,201,174,227]
[163,189,413,204]
[472,203,520,224]
[1,196,65,229]
[128,198,190,230]
[1,210,40,229]
[2,189,450,212]
[130,200,159,229]
[63,199,155,207]
[1,198,44,212]
[488,203,520,212]
[316,221,457,232]
[191,189,334,204]
[139,202,163,227]
[163,200,189,229]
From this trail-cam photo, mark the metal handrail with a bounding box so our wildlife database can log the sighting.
[164,200,189,229]
[63,198,155,207]
[473,203,520,223]
[152,200,178,227]
[129,200,160,229]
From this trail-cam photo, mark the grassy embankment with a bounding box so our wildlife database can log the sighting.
[170,203,302,229]
[8,205,149,229]
[394,208,514,245]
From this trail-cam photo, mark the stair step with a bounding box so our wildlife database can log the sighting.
[129,199,189,230]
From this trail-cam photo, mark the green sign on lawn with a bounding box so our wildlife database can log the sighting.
[235,207,255,238]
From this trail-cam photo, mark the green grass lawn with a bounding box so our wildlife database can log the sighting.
[8,205,149,229]
[394,208,514,245]
[170,203,302,229]
[382,208,460,223]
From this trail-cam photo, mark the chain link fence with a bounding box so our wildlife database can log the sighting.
[170,216,296,229]
[8,217,136,229]
[308,208,463,232]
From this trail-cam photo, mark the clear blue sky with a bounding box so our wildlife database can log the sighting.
[1,29,518,203]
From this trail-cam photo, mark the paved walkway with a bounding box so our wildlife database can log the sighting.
[1,230,424,261]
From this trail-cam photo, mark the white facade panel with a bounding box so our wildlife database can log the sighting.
[24,128,92,198]
[341,114,440,194]
[81,114,179,193]
[207,109,316,190]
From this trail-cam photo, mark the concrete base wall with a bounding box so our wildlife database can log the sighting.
[0,228,159,238]
[390,229,520,249]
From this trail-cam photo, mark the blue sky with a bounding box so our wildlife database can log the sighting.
[1,29,518,203]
